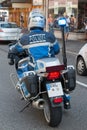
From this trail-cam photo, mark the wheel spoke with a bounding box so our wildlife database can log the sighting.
[77,57,86,75]
[78,60,84,71]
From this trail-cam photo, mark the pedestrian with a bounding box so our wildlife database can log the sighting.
[84,20,87,40]
[48,14,54,33]
[20,15,24,28]
[70,15,75,32]
[64,13,70,41]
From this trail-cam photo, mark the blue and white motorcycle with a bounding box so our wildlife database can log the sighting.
[7,19,76,127]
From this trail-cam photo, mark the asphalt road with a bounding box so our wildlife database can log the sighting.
[0,40,87,130]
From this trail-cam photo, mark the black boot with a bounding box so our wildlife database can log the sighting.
[9,59,14,65]
[64,100,71,109]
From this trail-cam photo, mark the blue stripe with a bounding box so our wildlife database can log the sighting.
[29,45,49,61]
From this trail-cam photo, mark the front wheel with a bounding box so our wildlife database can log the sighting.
[44,96,62,127]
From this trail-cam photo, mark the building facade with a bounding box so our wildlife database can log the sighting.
[0,0,87,30]
[49,0,87,29]
[0,0,43,27]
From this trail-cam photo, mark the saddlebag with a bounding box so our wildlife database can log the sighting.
[21,72,38,97]
[63,65,76,92]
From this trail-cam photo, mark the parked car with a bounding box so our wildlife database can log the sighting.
[76,43,87,76]
[0,22,23,41]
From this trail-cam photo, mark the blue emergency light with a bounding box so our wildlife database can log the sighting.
[58,17,66,26]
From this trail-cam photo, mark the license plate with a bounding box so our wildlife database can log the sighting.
[46,82,63,97]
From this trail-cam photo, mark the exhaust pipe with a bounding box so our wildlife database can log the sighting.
[32,99,45,109]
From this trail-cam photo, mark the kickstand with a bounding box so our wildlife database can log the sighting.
[19,100,32,113]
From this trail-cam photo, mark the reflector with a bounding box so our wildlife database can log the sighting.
[47,71,60,80]
[53,97,63,103]
[46,65,65,72]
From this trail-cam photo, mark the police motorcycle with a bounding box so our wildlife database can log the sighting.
[8,18,76,127]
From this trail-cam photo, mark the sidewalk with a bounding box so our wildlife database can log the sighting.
[21,27,86,41]
[54,29,86,41]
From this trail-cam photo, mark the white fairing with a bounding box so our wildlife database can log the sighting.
[35,57,61,73]
[78,43,87,67]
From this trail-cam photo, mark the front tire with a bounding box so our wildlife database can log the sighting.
[44,96,62,127]
[76,57,87,76]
